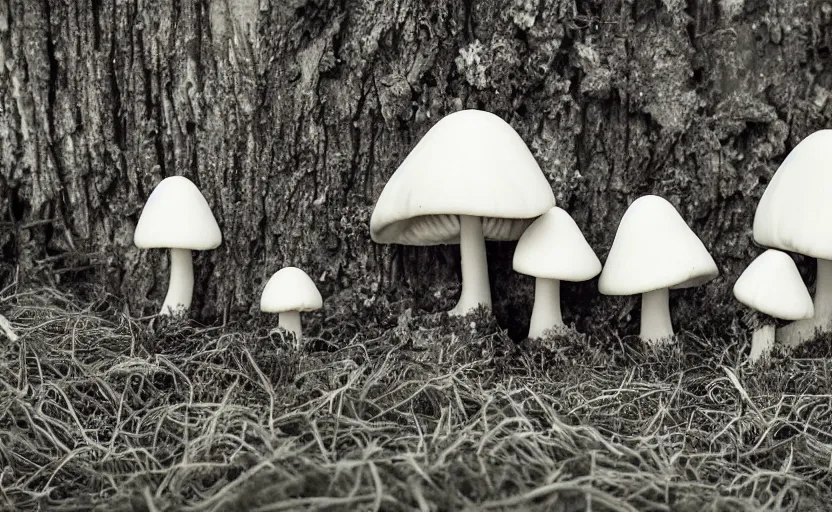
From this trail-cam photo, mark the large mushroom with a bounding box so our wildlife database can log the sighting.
[733,249,814,363]
[753,129,832,347]
[370,109,555,316]
[598,195,719,345]
[512,207,601,338]
[134,176,222,317]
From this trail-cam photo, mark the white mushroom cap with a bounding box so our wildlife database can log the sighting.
[754,130,832,259]
[733,249,814,320]
[598,195,719,295]
[134,176,222,250]
[513,207,602,281]
[369,109,555,246]
[260,267,323,313]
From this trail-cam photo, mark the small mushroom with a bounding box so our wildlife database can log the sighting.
[260,267,323,345]
[598,195,719,345]
[733,249,814,363]
[512,207,601,338]
[370,109,555,316]
[134,176,222,317]
[754,129,832,347]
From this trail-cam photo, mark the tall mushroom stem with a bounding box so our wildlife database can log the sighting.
[778,258,832,347]
[749,323,775,363]
[161,248,194,317]
[279,311,303,347]
[450,215,492,316]
[528,277,564,339]
[640,287,673,345]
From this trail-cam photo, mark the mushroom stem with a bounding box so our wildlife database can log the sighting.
[640,287,673,345]
[749,323,775,363]
[161,248,194,317]
[814,257,832,325]
[778,257,832,347]
[451,215,492,316]
[279,311,303,345]
[528,277,564,339]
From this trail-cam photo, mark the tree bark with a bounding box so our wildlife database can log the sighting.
[2,0,831,327]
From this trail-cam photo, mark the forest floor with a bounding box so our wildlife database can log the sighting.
[1,285,831,511]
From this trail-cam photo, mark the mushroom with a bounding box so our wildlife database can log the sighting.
[260,267,323,344]
[370,109,555,316]
[754,129,832,347]
[512,207,601,338]
[598,195,719,345]
[134,176,222,317]
[733,249,814,363]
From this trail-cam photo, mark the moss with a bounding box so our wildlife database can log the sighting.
[2,285,831,510]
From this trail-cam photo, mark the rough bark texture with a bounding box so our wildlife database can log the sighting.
[2,0,832,335]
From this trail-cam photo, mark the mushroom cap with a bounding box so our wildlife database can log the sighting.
[134,176,222,250]
[754,130,832,259]
[260,267,323,313]
[512,206,602,281]
[369,109,555,246]
[598,195,719,295]
[733,249,814,320]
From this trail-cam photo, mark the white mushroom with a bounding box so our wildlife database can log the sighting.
[260,267,323,344]
[733,249,814,363]
[512,207,601,338]
[134,176,222,317]
[598,195,719,345]
[370,109,555,316]
[754,129,832,347]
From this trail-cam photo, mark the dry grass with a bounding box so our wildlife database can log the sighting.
[1,285,831,511]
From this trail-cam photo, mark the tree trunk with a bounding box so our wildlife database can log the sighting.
[1,0,831,328]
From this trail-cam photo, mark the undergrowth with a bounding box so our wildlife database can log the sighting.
[0,285,831,511]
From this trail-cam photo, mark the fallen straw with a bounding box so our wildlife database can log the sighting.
[0,313,18,341]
